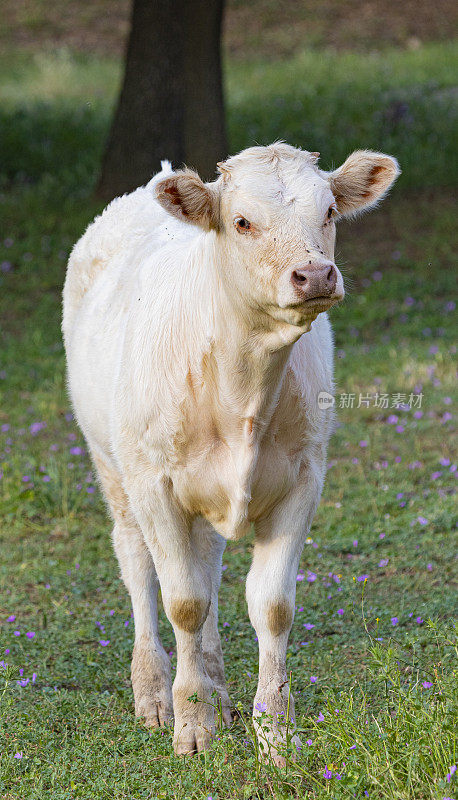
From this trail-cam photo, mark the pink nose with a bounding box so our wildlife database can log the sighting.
[291,260,337,300]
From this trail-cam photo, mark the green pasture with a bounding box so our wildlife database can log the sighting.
[0,39,457,799]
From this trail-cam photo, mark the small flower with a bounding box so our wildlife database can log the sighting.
[255,701,267,713]
[323,767,333,779]
[30,422,46,435]
[99,639,110,647]
[416,617,424,625]
[337,608,344,616]
[417,516,428,526]
[306,738,313,746]
[14,752,23,759]
[446,765,457,783]
[359,440,368,448]
[25,631,35,640]
[6,615,15,622]
[307,570,317,582]
[422,681,433,689]
[391,617,398,626]
[310,676,317,683]
[317,711,325,722]
[303,623,315,630]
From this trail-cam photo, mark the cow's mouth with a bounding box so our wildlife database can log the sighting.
[292,293,343,312]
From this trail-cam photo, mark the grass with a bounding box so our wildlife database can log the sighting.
[0,37,457,800]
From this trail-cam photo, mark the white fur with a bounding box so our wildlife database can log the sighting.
[63,142,398,760]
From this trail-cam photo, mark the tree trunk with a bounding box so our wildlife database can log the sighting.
[96,0,227,200]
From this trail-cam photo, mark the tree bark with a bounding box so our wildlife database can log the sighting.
[96,0,227,200]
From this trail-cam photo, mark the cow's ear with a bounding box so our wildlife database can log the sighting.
[155,169,220,231]
[329,150,400,217]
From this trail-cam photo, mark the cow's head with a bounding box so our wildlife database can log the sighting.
[155,143,399,329]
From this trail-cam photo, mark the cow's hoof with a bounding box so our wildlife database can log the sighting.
[255,726,302,767]
[173,723,214,755]
[131,642,173,729]
[214,687,233,727]
[136,697,174,729]
[172,679,216,755]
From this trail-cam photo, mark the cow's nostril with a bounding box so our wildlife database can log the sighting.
[327,267,334,282]
[292,270,307,284]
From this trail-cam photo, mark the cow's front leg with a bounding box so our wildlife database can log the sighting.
[246,462,324,765]
[128,477,217,755]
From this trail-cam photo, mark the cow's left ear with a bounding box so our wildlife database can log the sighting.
[329,150,400,217]
[155,169,220,231]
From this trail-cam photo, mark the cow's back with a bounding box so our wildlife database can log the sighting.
[62,162,196,461]
[63,164,175,347]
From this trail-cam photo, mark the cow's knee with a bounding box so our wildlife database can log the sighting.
[169,596,210,634]
[267,599,294,637]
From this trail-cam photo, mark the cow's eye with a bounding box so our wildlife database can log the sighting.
[234,216,251,233]
[326,204,337,221]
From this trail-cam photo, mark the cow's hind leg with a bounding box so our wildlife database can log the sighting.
[93,453,173,728]
[194,519,232,726]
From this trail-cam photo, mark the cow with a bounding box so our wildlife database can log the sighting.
[62,142,399,761]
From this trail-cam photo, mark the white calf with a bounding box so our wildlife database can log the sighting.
[63,142,399,760]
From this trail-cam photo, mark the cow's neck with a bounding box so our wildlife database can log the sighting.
[194,238,306,443]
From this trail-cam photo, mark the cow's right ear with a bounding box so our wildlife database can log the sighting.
[155,169,220,231]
